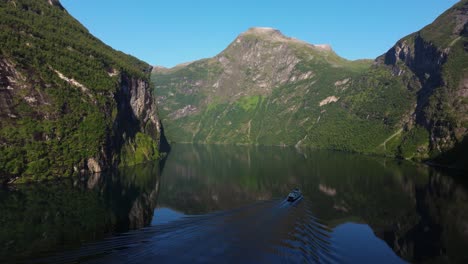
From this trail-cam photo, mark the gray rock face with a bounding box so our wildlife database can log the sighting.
[373,0,468,159]
[0,59,50,121]
[120,73,161,137]
[214,37,299,96]
[382,35,448,122]
[209,27,333,99]
[60,71,162,176]
[383,35,448,81]
[379,34,466,153]
[86,158,102,174]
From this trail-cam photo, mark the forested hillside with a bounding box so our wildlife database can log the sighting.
[0,0,164,183]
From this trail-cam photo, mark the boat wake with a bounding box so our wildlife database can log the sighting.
[35,198,340,263]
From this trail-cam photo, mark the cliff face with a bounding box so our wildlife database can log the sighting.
[80,71,163,175]
[114,73,163,168]
[375,0,468,166]
[380,36,452,151]
[124,75,160,132]
[0,0,165,183]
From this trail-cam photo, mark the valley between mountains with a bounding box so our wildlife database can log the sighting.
[153,1,468,170]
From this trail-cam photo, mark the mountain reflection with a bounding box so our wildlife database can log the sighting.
[1,144,467,263]
[0,162,162,262]
[157,144,468,263]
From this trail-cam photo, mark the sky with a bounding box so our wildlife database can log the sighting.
[61,0,460,68]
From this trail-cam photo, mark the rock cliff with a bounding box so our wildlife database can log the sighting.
[376,0,468,167]
[0,0,166,183]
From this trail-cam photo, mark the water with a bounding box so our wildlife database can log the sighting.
[1,144,467,263]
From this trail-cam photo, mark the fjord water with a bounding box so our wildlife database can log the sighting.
[1,145,468,263]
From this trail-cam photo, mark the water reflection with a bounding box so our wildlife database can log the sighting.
[156,144,468,263]
[0,162,162,262]
[2,144,468,263]
[43,199,338,263]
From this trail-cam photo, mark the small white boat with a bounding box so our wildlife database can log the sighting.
[287,188,302,202]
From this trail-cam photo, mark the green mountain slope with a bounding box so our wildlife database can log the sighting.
[351,0,468,165]
[153,27,373,146]
[153,1,468,168]
[0,0,164,183]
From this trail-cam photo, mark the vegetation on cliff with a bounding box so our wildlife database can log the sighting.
[0,0,161,183]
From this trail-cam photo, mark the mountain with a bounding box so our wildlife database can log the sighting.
[153,1,468,169]
[375,0,468,168]
[153,27,372,145]
[0,0,166,183]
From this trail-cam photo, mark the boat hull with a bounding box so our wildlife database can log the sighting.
[287,195,302,202]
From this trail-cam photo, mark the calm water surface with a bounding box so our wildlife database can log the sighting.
[1,144,467,263]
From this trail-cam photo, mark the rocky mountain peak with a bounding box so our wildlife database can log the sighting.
[240,27,305,44]
[237,27,333,52]
[241,27,285,38]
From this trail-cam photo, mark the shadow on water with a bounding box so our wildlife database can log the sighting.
[2,144,468,263]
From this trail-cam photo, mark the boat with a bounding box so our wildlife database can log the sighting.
[287,188,302,202]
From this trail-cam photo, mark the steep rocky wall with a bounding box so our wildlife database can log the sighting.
[122,73,161,138]
[0,60,165,183]
[380,35,449,144]
[81,70,163,175]
[112,71,164,168]
[382,35,447,123]
[376,2,468,161]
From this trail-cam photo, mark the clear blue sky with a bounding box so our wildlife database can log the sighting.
[61,0,459,68]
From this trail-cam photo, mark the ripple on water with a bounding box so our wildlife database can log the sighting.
[36,199,341,264]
